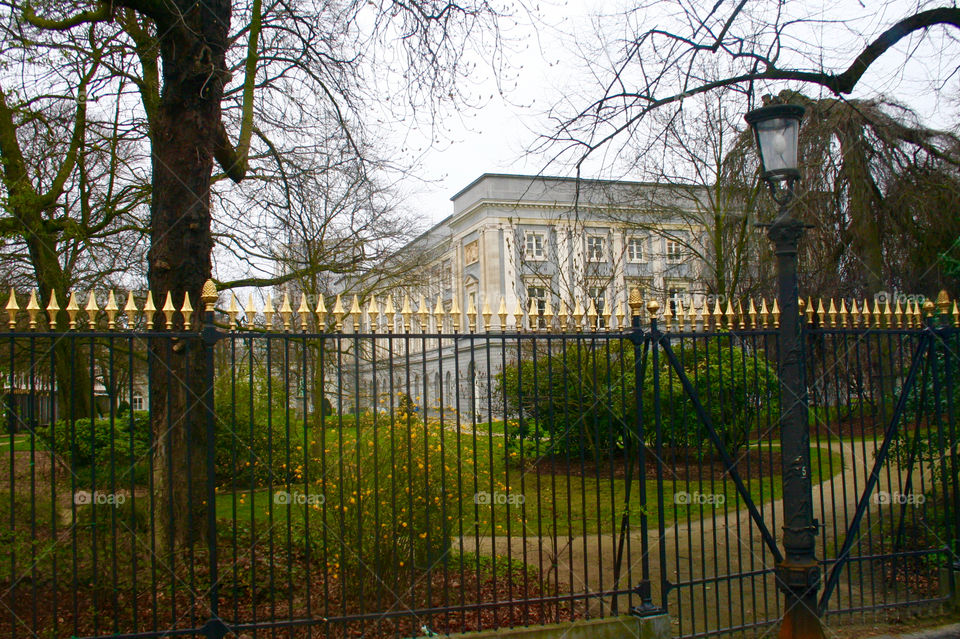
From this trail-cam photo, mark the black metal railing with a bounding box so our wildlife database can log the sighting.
[1,288,958,638]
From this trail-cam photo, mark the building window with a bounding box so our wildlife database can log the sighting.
[131,394,144,412]
[626,236,644,262]
[666,239,683,262]
[527,285,547,327]
[668,287,688,315]
[524,232,546,260]
[586,236,606,262]
[588,284,607,328]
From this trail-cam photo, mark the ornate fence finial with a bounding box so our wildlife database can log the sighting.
[5,288,18,329]
[123,291,137,329]
[163,291,176,329]
[104,291,118,329]
[227,292,239,329]
[47,291,61,329]
[543,297,554,332]
[245,293,257,327]
[182,293,194,330]
[601,298,612,330]
[434,295,446,334]
[86,291,99,327]
[332,294,345,331]
[66,291,80,329]
[401,294,413,332]
[315,294,327,330]
[497,296,507,331]
[418,294,429,332]
[628,287,643,322]
[937,289,951,316]
[298,294,311,331]
[838,299,848,328]
[449,293,461,332]
[572,297,584,332]
[27,290,40,330]
[367,295,379,332]
[586,296,598,331]
[349,294,362,331]
[512,298,524,333]
[263,294,275,328]
[646,298,660,322]
[481,297,492,332]
[466,295,477,333]
[759,298,769,328]
[557,298,569,330]
[384,295,396,333]
[615,296,625,330]
[894,299,904,328]
[771,299,780,328]
[280,292,293,331]
[748,298,758,329]
[201,279,218,313]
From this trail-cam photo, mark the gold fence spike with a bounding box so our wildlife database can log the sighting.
[923,299,936,320]
[712,299,723,330]
[892,299,902,328]
[872,298,882,328]
[5,288,18,329]
[143,292,155,330]
[104,291,117,330]
[497,296,507,331]
[263,294,275,329]
[367,295,380,332]
[227,292,239,329]
[201,279,218,313]
[724,300,734,330]
[747,298,757,329]
[245,293,257,328]
[349,294,361,331]
[662,298,673,331]
[572,297,585,331]
[903,300,914,328]
[27,290,40,330]
[182,293,194,330]
[884,299,893,328]
[735,299,744,330]
[528,297,538,330]
[628,288,643,320]
[449,293,461,332]
[418,294,430,333]
[434,295,446,334]
[838,299,848,328]
[163,291,176,330]
[47,291,61,329]
[280,292,293,331]
[759,298,769,328]
[586,296,598,331]
[937,289,951,316]
[646,298,661,321]
[953,300,959,327]
[805,297,815,325]
[86,291,100,327]
[315,294,327,330]
[466,295,477,333]
[66,292,80,330]
[826,298,837,328]
[696,299,706,330]
[601,298,612,330]
[384,295,396,332]
[401,294,413,332]
[123,291,137,329]
[332,294,344,331]
[512,298,524,332]
[298,294,311,331]
[860,299,871,328]
[543,297,554,331]
[557,298,569,331]
[814,298,825,327]
[481,297,492,332]
[615,297,626,330]
[771,299,780,328]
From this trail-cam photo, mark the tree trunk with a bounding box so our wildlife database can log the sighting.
[148,0,230,550]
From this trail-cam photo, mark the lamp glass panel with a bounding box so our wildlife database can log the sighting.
[755,117,800,174]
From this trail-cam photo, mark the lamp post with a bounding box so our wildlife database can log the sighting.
[745,103,824,639]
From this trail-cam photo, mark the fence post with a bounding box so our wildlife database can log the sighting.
[200,280,227,639]
[768,213,822,639]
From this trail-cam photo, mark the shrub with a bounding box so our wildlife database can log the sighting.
[497,336,779,459]
[36,411,151,486]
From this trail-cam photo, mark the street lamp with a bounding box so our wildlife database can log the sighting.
[745,103,824,639]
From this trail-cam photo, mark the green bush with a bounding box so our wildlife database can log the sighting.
[36,411,151,486]
[497,337,779,459]
[649,337,779,457]
[213,365,308,488]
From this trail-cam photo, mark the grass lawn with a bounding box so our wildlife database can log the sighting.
[215,425,844,537]
[0,434,36,452]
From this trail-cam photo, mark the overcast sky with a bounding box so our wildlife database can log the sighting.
[393,0,960,227]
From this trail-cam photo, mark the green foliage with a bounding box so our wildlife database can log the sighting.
[213,365,307,488]
[649,338,779,456]
[496,337,779,459]
[497,341,634,457]
[36,411,151,486]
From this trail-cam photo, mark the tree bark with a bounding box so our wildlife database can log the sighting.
[147,0,230,549]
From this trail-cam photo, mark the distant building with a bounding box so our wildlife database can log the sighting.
[336,173,709,418]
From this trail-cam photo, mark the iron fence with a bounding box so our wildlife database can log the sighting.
[1,286,958,638]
